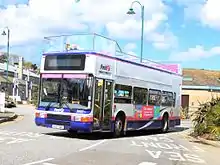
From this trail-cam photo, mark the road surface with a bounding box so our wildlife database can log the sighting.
[0,106,219,165]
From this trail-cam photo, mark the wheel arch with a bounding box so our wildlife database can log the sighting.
[162,111,169,119]
[115,110,126,120]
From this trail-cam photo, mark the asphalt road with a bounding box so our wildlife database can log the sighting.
[0,106,219,165]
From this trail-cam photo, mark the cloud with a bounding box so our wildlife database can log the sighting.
[169,45,220,61]
[106,12,168,40]
[0,0,172,45]
[175,0,205,6]
[106,20,178,50]
[178,0,220,30]
[122,43,138,58]
[0,0,29,6]
[105,3,178,50]
[124,43,137,51]
[174,0,205,21]
[0,0,89,46]
[199,0,220,29]
[0,0,177,63]
[149,31,178,50]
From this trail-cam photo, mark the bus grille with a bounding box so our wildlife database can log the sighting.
[46,119,70,126]
[47,114,71,121]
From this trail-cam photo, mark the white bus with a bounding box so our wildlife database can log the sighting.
[35,33,182,137]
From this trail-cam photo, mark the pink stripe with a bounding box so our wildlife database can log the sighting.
[42,74,62,78]
[63,74,87,78]
[152,64,179,73]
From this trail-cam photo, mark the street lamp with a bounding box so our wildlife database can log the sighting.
[127,1,144,63]
[1,27,10,95]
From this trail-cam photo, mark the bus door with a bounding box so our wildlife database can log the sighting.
[93,79,113,130]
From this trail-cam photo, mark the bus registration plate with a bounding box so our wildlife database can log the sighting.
[52,124,64,130]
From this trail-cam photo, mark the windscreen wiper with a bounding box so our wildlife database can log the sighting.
[62,102,74,113]
[45,102,53,111]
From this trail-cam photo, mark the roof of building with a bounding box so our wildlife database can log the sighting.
[183,68,220,86]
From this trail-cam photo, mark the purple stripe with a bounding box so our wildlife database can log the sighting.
[42,74,62,78]
[63,74,87,79]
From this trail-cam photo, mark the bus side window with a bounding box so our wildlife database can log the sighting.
[133,87,148,105]
[161,91,173,107]
[148,89,161,106]
[114,84,132,104]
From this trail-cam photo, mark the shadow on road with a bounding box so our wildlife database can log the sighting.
[43,126,189,140]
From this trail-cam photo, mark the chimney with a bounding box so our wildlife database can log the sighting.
[18,56,23,79]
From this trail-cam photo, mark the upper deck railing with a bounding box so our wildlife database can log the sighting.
[43,33,182,75]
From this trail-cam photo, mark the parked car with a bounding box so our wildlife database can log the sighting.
[4,98,16,108]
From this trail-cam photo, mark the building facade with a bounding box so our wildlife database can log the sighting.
[0,55,39,101]
[181,69,220,116]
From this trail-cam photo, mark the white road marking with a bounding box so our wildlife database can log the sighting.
[79,140,107,152]
[138,162,157,165]
[22,158,54,165]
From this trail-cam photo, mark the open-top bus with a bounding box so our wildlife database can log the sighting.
[35,33,182,137]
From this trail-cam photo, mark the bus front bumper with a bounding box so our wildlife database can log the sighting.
[35,117,93,133]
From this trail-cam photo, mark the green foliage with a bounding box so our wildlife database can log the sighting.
[192,97,220,140]
[23,61,32,69]
[28,86,39,107]
[180,107,189,119]
[23,61,38,71]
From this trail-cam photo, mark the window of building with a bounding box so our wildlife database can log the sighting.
[133,87,148,105]
[148,89,161,106]
[183,76,193,81]
[114,84,132,104]
[4,71,14,77]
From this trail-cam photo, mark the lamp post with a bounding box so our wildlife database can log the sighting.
[1,27,10,95]
[127,1,144,63]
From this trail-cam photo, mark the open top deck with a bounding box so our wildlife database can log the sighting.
[43,33,182,75]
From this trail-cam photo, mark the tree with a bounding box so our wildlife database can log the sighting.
[23,61,38,71]
[31,64,38,70]
[192,97,220,140]
[23,61,33,69]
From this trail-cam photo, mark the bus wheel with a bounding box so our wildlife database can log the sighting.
[161,113,169,133]
[114,116,125,137]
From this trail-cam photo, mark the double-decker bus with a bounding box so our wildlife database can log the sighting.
[35,33,182,137]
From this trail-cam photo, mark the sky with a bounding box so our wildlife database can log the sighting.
[0,0,220,70]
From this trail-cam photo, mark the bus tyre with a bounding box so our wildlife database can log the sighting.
[114,116,124,137]
[161,114,169,133]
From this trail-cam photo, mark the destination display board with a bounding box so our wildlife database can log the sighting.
[44,54,86,70]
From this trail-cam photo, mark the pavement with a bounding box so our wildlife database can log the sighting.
[0,109,18,124]
[0,105,219,165]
